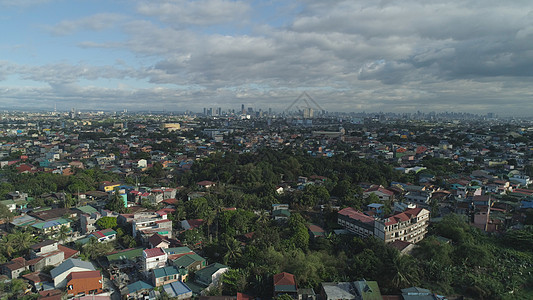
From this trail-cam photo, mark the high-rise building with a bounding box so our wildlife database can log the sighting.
[303,107,314,118]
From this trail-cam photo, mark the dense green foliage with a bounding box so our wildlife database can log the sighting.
[178,150,533,299]
[96,216,117,229]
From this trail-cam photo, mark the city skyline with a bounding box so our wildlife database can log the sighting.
[1,1,533,115]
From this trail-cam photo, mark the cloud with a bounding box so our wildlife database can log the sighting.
[136,0,250,27]
[3,0,533,115]
[45,13,126,36]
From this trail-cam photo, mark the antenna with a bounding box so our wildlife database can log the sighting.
[284,91,325,114]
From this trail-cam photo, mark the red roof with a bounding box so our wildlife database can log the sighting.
[384,208,425,226]
[197,180,215,186]
[365,185,394,196]
[155,219,172,224]
[273,272,296,286]
[58,244,79,259]
[144,247,166,258]
[338,207,375,224]
[307,224,325,233]
[162,198,178,205]
[68,270,101,280]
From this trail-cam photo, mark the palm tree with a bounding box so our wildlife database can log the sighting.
[57,225,70,243]
[205,209,217,242]
[256,210,270,225]
[10,231,36,256]
[223,237,242,265]
[390,254,420,290]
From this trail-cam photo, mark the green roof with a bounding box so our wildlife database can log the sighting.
[353,281,382,300]
[77,205,98,214]
[153,266,180,278]
[172,253,205,268]
[196,263,227,283]
[125,281,153,294]
[275,285,297,292]
[164,247,193,255]
[273,209,290,217]
[107,248,144,262]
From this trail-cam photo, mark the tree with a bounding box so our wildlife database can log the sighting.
[121,234,137,248]
[221,268,248,295]
[96,216,118,229]
[57,225,70,243]
[0,204,13,225]
[223,237,243,265]
[286,213,309,251]
[82,237,114,260]
[11,231,36,256]
[106,188,127,213]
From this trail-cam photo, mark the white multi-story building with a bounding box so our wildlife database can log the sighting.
[131,211,172,240]
[142,248,168,272]
[338,207,430,244]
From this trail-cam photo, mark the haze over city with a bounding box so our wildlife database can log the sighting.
[1,0,533,115]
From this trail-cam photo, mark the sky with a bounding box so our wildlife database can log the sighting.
[1,0,533,115]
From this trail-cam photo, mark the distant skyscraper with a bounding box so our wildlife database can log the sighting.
[203,107,207,115]
[241,104,245,114]
[303,107,314,118]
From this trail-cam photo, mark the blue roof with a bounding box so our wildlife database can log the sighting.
[163,281,192,297]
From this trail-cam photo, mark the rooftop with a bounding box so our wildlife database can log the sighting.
[144,247,166,258]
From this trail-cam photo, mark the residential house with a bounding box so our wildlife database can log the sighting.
[273,272,298,299]
[50,258,96,288]
[79,228,117,244]
[131,212,172,242]
[272,204,291,221]
[401,286,441,299]
[320,281,382,300]
[152,266,187,287]
[163,281,193,300]
[23,271,52,292]
[366,203,384,218]
[121,281,154,300]
[404,186,433,206]
[148,233,171,249]
[0,198,27,213]
[66,270,103,296]
[31,218,71,235]
[143,248,168,272]
[1,257,30,279]
[197,180,216,189]
[194,263,228,289]
[307,224,326,239]
[171,253,206,271]
[29,240,65,270]
[180,219,204,231]
[99,181,121,192]
[363,186,394,201]
[77,206,102,234]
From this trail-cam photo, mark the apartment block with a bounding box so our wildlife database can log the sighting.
[338,207,429,244]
